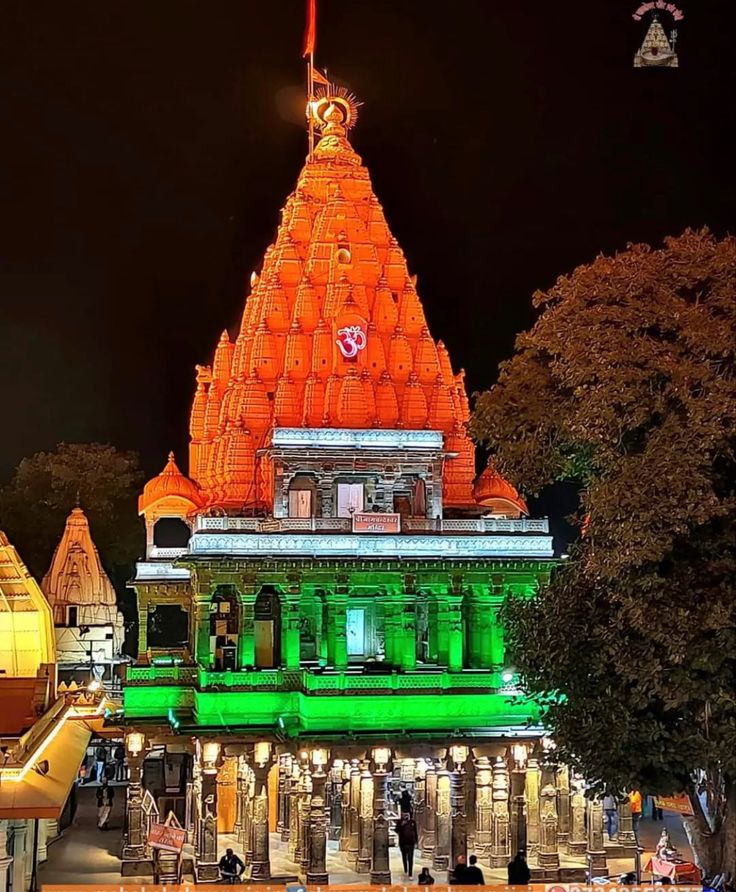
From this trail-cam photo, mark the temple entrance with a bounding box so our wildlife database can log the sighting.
[254,588,281,668]
[210,589,239,671]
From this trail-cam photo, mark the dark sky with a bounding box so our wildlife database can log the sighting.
[2,0,734,486]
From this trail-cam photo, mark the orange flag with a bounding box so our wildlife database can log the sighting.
[303,0,316,58]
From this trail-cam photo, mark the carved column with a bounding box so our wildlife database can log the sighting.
[432,768,451,870]
[198,768,220,882]
[524,757,541,856]
[328,762,343,841]
[446,595,464,672]
[347,762,361,867]
[421,764,437,858]
[568,786,587,855]
[122,752,145,860]
[288,763,301,858]
[491,756,511,868]
[450,764,468,869]
[276,754,287,837]
[415,765,427,851]
[618,796,637,850]
[235,755,246,842]
[510,763,527,858]
[326,593,349,670]
[556,765,571,848]
[238,592,257,668]
[306,767,329,884]
[357,764,374,873]
[251,758,271,880]
[0,821,13,892]
[339,763,352,851]
[370,768,391,885]
[586,798,608,877]
[474,756,493,856]
[538,766,560,870]
[281,591,301,670]
[297,765,313,870]
[282,756,295,843]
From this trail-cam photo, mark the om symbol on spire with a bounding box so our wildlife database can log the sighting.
[336,325,367,359]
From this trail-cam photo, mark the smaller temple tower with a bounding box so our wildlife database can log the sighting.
[41,507,125,686]
[634,16,678,67]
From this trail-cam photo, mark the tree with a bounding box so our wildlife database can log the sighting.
[471,229,736,875]
[0,443,145,585]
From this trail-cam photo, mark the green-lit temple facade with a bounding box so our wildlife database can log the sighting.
[118,80,620,885]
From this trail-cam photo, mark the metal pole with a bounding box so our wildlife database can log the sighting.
[29,819,39,892]
[307,52,315,158]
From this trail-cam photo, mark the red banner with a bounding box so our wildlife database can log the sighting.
[654,793,694,815]
[147,821,186,853]
[303,0,316,57]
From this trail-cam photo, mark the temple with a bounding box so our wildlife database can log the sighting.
[120,77,624,885]
[42,507,125,687]
[634,15,678,67]
[0,531,109,892]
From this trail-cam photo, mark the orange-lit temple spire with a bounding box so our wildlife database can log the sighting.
[172,85,483,512]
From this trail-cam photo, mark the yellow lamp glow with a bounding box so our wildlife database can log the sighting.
[202,741,221,768]
[450,744,469,766]
[310,747,328,768]
[126,732,145,757]
[512,744,528,768]
[372,746,390,768]
[254,741,271,766]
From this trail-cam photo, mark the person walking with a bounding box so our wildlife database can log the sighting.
[508,850,531,886]
[603,793,618,839]
[218,848,245,884]
[94,744,107,783]
[465,854,485,884]
[418,867,435,885]
[96,779,113,831]
[398,786,414,816]
[396,812,419,877]
[114,743,126,781]
[630,790,643,838]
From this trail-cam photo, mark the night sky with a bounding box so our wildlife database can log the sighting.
[2,0,734,494]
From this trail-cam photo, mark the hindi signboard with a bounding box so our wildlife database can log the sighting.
[147,821,186,853]
[654,794,693,815]
[352,512,401,534]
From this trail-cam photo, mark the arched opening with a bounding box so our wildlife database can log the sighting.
[153,517,191,548]
[287,474,318,518]
[210,588,240,671]
[148,605,189,649]
[254,587,281,668]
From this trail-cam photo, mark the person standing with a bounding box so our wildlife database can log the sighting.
[398,786,414,816]
[508,850,531,886]
[396,812,419,877]
[114,743,126,781]
[95,744,107,783]
[630,790,643,838]
[603,793,618,839]
[465,855,485,884]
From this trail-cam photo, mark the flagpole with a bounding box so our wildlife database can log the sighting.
[308,49,315,158]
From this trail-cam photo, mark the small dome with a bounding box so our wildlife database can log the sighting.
[139,452,204,514]
[473,464,528,516]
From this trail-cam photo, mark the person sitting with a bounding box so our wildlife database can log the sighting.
[450,854,467,885]
[218,848,245,884]
[508,850,531,886]
[465,854,485,884]
[418,866,435,885]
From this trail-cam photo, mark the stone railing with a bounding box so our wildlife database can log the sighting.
[194,515,548,535]
[126,664,503,694]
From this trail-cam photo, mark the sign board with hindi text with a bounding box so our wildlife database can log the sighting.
[654,794,693,815]
[147,821,186,853]
[352,512,401,534]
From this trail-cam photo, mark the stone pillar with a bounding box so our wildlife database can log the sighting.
[568,787,587,855]
[421,765,437,858]
[339,766,351,852]
[137,599,149,657]
[198,769,220,882]
[288,763,301,859]
[0,821,12,892]
[474,756,493,855]
[432,768,451,870]
[297,765,313,870]
[281,592,301,670]
[556,765,571,848]
[427,599,439,662]
[251,760,271,880]
[524,757,541,856]
[586,798,607,877]
[538,767,560,870]
[329,764,343,841]
[446,596,464,672]
[347,762,361,867]
[370,769,391,885]
[326,594,349,670]
[618,796,637,850]
[195,596,213,667]
[356,764,374,873]
[510,764,527,858]
[37,820,48,864]
[238,593,257,668]
[399,594,417,670]
[450,766,468,869]
[306,768,329,884]
[244,768,255,864]
[276,754,287,837]
[122,753,145,860]
[234,757,245,841]
[415,767,427,850]
[491,756,511,868]
[281,756,295,843]
[467,594,495,668]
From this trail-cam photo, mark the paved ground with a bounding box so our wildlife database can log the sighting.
[40,786,694,885]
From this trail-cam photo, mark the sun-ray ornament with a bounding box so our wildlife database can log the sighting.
[312,82,363,131]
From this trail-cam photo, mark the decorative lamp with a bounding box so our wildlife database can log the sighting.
[254,741,271,767]
[512,744,529,769]
[450,744,469,766]
[372,746,390,769]
[126,731,145,757]
[542,736,557,753]
[501,668,515,684]
[87,679,101,693]
[299,749,309,764]
[310,747,328,769]
[202,741,221,772]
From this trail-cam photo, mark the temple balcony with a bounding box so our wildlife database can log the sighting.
[191,515,549,535]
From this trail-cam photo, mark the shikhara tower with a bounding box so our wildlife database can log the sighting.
[120,72,605,887]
